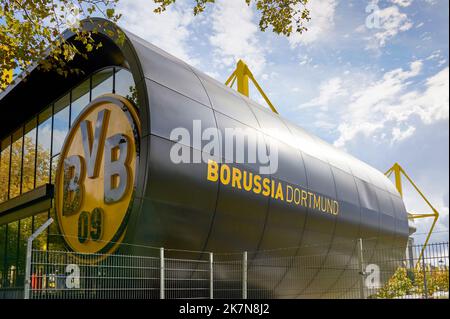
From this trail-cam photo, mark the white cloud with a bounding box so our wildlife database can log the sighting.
[391,125,416,143]
[300,77,347,109]
[299,54,313,66]
[391,67,449,124]
[390,0,414,7]
[328,62,449,148]
[288,0,339,47]
[209,0,266,75]
[116,0,197,64]
[426,50,441,61]
[367,6,413,49]
[438,59,447,67]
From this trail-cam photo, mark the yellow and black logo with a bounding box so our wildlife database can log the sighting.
[55,94,140,255]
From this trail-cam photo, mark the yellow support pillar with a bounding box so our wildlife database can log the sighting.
[236,60,250,97]
[392,163,403,197]
[225,60,279,114]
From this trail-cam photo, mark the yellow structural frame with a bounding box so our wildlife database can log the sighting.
[225,60,279,114]
[385,163,439,266]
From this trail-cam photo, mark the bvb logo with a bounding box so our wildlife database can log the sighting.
[55,95,140,254]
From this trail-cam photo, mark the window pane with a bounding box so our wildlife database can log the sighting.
[36,107,52,187]
[6,221,18,287]
[22,118,37,193]
[9,128,23,198]
[71,78,90,124]
[48,205,64,251]
[52,94,70,156]
[51,154,59,185]
[55,92,70,114]
[0,138,11,203]
[0,224,5,288]
[92,68,113,99]
[115,68,137,105]
[17,217,32,286]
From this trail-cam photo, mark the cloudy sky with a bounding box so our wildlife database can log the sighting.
[116,0,449,245]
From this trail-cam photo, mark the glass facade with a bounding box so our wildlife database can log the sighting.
[0,66,135,290]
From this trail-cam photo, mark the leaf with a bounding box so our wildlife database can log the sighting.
[106,8,115,19]
[85,43,93,52]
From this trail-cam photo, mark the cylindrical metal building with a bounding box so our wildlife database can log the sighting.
[0,19,409,298]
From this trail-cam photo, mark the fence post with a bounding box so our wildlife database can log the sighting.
[24,218,53,300]
[406,238,414,269]
[209,252,214,299]
[160,248,165,299]
[422,252,428,299]
[357,238,366,299]
[242,251,248,299]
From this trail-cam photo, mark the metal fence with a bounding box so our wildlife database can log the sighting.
[358,241,449,299]
[24,239,449,299]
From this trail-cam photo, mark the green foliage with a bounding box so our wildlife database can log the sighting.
[375,266,449,299]
[0,0,123,89]
[154,0,311,35]
[253,0,310,35]
[0,136,51,202]
[1,0,311,90]
[375,267,414,298]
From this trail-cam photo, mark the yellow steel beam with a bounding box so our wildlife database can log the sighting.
[409,213,437,219]
[247,71,279,115]
[225,60,279,114]
[385,163,439,267]
[385,163,403,197]
[225,70,237,87]
[235,60,250,97]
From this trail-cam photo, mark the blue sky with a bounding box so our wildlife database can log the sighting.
[115,0,449,244]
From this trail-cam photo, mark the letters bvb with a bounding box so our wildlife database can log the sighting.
[63,109,131,216]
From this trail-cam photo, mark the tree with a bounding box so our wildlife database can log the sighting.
[154,0,311,35]
[0,136,51,202]
[0,0,123,89]
[0,0,311,89]
[375,267,414,299]
[374,266,450,299]
[0,136,53,287]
